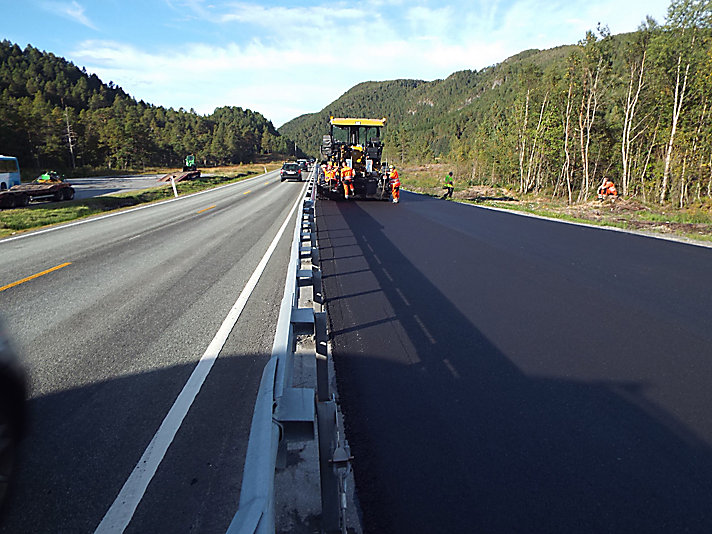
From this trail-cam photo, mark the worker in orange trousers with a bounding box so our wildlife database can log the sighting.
[389,165,400,203]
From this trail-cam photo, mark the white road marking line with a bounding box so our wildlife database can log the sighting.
[443,358,460,379]
[413,314,437,345]
[381,268,394,282]
[395,288,410,306]
[0,171,278,244]
[94,188,305,534]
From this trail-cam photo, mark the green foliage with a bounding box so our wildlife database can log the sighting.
[0,41,297,173]
[280,0,712,208]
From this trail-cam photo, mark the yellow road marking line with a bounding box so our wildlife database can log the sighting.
[0,262,72,293]
[243,190,251,195]
[196,205,216,214]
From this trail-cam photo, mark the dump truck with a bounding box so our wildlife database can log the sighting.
[10,171,75,203]
[318,117,392,201]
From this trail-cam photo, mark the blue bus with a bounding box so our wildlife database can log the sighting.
[0,156,21,190]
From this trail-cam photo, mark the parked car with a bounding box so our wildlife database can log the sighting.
[0,318,27,513]
[280,162,302,182]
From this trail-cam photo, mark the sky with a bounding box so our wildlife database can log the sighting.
[4,0,672,127]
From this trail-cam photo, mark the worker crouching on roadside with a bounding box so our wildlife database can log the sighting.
[597,178,618,200]
[341,162,355,199]
[389,165,400,203]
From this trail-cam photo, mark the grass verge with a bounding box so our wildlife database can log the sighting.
[398,162,712,245]
[0,166,274,239]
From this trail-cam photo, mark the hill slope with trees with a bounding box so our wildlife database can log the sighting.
[281,0,712,207]
[0,40,297,175]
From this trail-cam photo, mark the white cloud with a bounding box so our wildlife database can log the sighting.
[218,2,367,27]
[68,0,671,126]
[44,1,98,30]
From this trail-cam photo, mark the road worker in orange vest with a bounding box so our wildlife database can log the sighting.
[327,162,340,190]
[597,177,618,200]
[341,162,355,199]
[389,165,400,203]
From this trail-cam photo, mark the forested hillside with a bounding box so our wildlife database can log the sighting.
[0,41,296,174]
[281,0,712,207]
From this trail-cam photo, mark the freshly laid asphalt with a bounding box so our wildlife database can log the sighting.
[317,191,712,533]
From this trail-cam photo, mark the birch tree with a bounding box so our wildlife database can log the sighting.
[657,0,712,203]
[576,30,609,201]
[620,29,651,196]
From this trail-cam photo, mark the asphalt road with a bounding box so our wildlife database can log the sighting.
[317,191,712,533]
[69,174,166,200]
[0,171,307,533]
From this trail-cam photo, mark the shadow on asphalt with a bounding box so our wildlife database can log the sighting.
[317,195,712,534]
[1,353,266,534]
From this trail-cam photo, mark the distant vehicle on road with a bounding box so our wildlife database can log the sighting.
[0,156,21,191]
[0,318,27,512]
[280,162,302,182]
[297,159,308,172]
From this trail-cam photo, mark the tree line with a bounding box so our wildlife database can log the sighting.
[436,0,712,206]
[0,41,297,175]
[282,0,712,207]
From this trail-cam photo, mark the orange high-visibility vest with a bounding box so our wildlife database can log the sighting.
[601,180,617,196]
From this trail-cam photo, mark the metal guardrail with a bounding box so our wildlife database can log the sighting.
[227,172,351,534]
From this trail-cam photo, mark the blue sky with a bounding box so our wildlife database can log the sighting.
[5,0,672,127]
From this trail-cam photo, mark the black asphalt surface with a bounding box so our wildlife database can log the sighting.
[317,191,712,533]
[0,172,306,533]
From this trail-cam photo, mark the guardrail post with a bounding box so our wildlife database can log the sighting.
[315,312,329,402]
[317,400,339,531]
